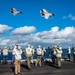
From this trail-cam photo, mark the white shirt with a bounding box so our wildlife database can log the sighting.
[74,48,75,54]
[2,49,8,56]
[32,48,35,55]
[67,48,71,54]
[56,49,62,57]
[53,50,56,55]
[25,47,33,55]
[14,48,22,60]
[12,49,15,55]
[36,48,42,55]
[0,49,1,55]
[42,49,46,56]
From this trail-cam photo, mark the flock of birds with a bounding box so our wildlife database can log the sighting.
[10,8,55,19]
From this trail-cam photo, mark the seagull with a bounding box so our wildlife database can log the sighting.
[40,9,55,19]
[10,8,22,15]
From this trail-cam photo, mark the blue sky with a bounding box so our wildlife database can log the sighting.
[0,0,75,48]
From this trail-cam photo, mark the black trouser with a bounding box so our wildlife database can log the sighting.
[73,54,75,60]
[52,55,56,65]
[68,54,71,61]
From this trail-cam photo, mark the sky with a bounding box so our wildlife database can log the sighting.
[0,0,75,48]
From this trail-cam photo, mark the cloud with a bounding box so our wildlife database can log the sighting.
[0,26,75,48]
[68,14,75,20]
[0,39,10,45]
[63,14,75,20]
[0,24,13,33]
[22,26,75,47]
[12,26,36,35]
[62,16,67,19]
[16,42,28,46]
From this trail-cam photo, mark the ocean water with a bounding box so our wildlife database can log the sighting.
[0,48,74,60]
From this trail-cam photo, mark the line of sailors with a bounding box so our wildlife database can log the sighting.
[0,45,75,75]
[10,45,75,75]
[13,44,46,75]
[0,44,46,75]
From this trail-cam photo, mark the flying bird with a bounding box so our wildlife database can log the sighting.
[10,8,22,15]
[40,9,55,19]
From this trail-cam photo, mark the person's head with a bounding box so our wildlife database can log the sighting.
[38,45,41,48]
[27,44,31,47]
[59,47,62,50]
[57,46,60,49]
[5,46,7,49]
[43,47,45,50]
[15,45,19,49]
[31,46,33,48]
[68,47,70,49]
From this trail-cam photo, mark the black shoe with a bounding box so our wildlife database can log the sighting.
[28,67,31,70]
[18,72,20,74]
[57,67,61,69]
[15,74,18,75]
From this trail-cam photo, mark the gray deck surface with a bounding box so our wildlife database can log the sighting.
[0,60,75,75]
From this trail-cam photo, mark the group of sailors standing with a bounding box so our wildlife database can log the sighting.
[0,44,46,75]
[0,44,75,75]
[12,44,46,75]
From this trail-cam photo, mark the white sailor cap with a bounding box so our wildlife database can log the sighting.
[38,45,41,48]
[59,47,62,50]
[28,44,31,47]
[31,46,33,48]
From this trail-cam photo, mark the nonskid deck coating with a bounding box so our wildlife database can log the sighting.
[0,61,75,75]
